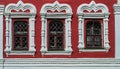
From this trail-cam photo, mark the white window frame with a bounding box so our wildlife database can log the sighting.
[77,1,110,52]
[40,1,73,55]
[4,0,36,56]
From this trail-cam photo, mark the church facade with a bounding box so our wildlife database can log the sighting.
[0,0,120,69]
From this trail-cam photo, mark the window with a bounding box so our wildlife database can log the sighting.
[48,20,64,51]
[86,20,102,49]
[13,21,28,50]
[4,0,36,56]
[40,1,73,55]
[77,1,110,52]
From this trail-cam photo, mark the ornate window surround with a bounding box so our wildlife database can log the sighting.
[40,1,73,55]
[77,1,110,52]
[4,0,36,56]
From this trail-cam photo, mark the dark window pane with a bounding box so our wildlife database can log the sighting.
[13,21,28,50]
[14,37,20,49]
[94,36,101,46]
[86,30,92,35]
[87,36,93,46]
[57,36,63,49]
[94,30,101,35]
[48,20,64,51]
[86,20,102,49]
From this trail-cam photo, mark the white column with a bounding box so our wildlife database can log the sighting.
[118,0,120,4]
[66,16,73,54]
[4,16,11,55]
[78,16,84,51]
[0,5,4,59]
[114,4,120,59]
[115,14,120,58]
[0,5,4,69]
[104,16,110,51]
[40,16,47,55]
[29,17,36,53]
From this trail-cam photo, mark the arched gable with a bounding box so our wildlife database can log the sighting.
[5,0,36,14]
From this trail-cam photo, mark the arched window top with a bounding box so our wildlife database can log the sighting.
[40,1,72,15]
[5,0,36,14]
[77,1,109,14]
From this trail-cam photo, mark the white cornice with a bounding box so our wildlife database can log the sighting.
[0,5,4,14]
[2,58,120,67]
[78,13,110,18]
[114,4,120,14]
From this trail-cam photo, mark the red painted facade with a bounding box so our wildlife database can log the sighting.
[1,0,117,58]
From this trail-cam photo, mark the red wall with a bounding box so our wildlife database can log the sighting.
[1,0,117,58]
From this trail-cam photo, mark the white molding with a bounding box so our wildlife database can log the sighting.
[77,1,110,52]
[1,58,120,67]
[0,5,4,59]
[0,5,4,14]
[6,51,35,55]
[4,0,36,56]
[40,1,73,55]
[114,4,120,15]
[0,58,120,69]
[42,51,72,55]
[79,49,109,52]
[45,13,69,18]
[118,0,120,4]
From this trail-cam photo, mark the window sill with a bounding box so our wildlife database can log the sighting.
[42,51,72,55]
[79,48,109,52]
[5,51,35,56]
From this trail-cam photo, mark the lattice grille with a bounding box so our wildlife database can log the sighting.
[13,21,28,50]
[86,20,102,49]
[48,20,64,51]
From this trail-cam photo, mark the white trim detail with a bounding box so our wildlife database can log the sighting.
[0,5,4,59]
[0,58,120,69]
[40,1,73,55]
[2,58,120,67]
[4,0,36,56]
[77,1,110,52]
